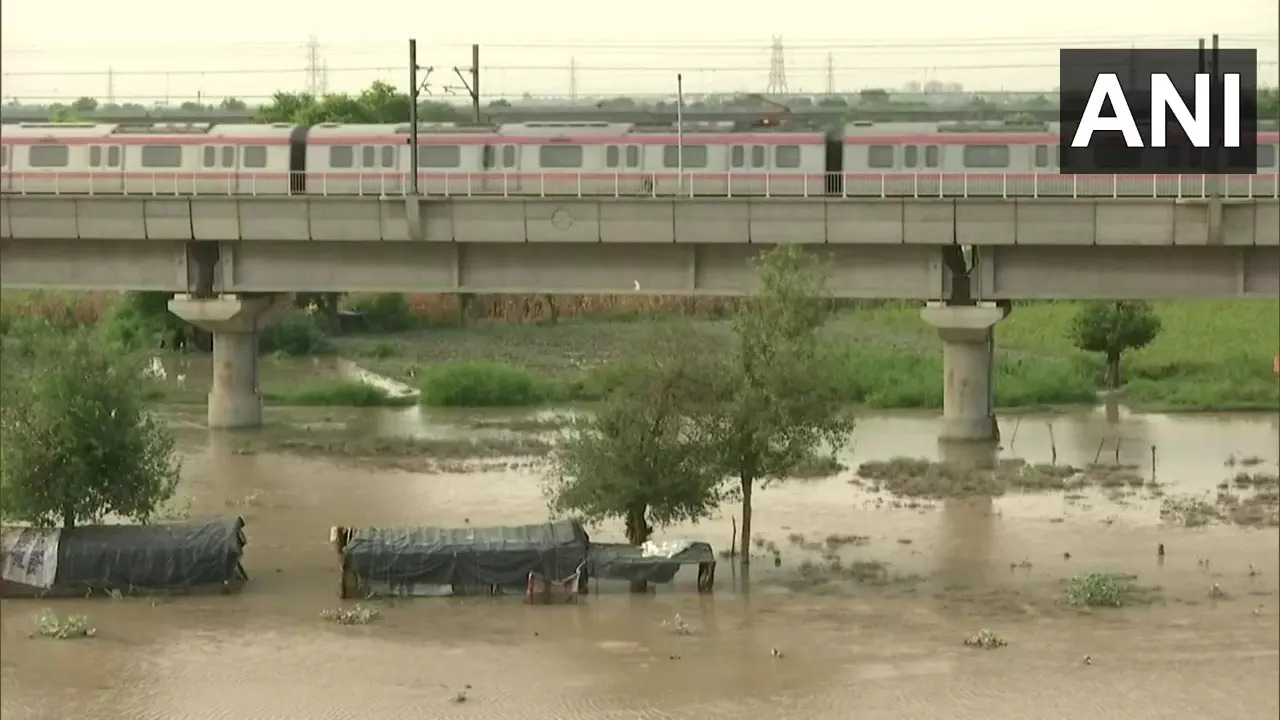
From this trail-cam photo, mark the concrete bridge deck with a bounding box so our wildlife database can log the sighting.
[2,193,1277,300]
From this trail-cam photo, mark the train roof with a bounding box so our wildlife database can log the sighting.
[0,122,296,140]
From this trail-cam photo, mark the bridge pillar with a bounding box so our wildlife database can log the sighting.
[920,301,1009,443]
[167,294,286,429]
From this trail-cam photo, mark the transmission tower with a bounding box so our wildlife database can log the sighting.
[766,36,788,95]
[305,36,327,95]
[569,57,578,103]
[825,53,835,95]
[106,67,115,105]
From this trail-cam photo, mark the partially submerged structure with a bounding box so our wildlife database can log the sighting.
[0,517,249,598]
[588,540,716,592]
[332,520,591,600]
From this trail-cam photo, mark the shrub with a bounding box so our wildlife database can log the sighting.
[260,314,332,356]
[419,362,552,407]
[351,293,417,333]
[267,381,396,407]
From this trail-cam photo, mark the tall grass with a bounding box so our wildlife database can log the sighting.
[419,362,563,407]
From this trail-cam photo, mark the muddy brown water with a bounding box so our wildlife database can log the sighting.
[2,407,1278,719]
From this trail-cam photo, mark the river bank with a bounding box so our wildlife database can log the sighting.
[3,406,1277,719]
[4,293,1278,411]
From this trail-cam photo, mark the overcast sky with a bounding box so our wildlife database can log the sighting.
[1,0,1276,104]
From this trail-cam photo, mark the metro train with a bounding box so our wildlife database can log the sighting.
[1,120,1277,198]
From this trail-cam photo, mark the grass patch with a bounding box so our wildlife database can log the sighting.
[265,380,410,407]
[1064,572,1137,608]
[419,362,566,407]
[321,605,381,625]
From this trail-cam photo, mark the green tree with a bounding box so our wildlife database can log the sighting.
[1071,301,1162,390]
[70,96,98,113]
[545,338,724,552]
[0,326,180,529]
[701,245,854,564]
[219,97,248,111]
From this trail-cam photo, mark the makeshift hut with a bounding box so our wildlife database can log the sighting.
[331,520,590,600]
[0,517,249,598]
[588,540,716,592]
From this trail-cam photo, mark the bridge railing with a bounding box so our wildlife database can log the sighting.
[1,171,1277,199]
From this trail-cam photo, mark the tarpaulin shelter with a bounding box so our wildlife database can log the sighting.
[332,520,590,599]
[0,517,249,598]
[588,540,716,591]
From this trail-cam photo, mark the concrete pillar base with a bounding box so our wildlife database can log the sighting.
[168,294,286,430]
[921,301,1009,443]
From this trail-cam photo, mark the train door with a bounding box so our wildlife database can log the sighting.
[481,144,500,194]
[378,144,401,195]
[2,144,12,192]
[825,139,843,195]
[623,144,642,195]
[87,144,123,193]
[497,143,519,194]
[359,145,380,195]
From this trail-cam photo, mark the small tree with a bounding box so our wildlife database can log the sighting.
[0,325,180,529]
[703,245,855,564]
[545,337,723,553]
[1071,301,1162,389]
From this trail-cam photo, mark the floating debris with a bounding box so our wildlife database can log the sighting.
[35,610,95,639]
[964,629,1007,649]
[321,604,381,625]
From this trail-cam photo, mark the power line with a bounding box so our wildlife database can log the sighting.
[8,59,1277,78]
[3,32,1276,54]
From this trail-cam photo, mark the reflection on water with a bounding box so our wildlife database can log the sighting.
[2,406,1278,720]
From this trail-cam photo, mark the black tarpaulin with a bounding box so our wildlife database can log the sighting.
[342,520,590,588]
[53,517,247,592]
[587,542,716,584]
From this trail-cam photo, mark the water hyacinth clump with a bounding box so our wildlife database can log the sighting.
[36,610,96,639]
[964,628,1007,649]
[1065,572,1134,608]
[321,604,381,625]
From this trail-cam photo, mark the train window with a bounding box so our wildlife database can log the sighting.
[540,145,583,168]
[202,146,216,168]
[962,144,1010,168]
[751,145,765,168]
[243,146,268,169]
[925,145,939,168]
[419,145,462,168]
[221,146,235,168]
[89,146,102,168]
[626,145,640,168]
[1258,144,1277,168]
[502,145,516,168]
[731,145,745,168]
[663,145,708,168]
[867,145,895,168]
[330,146,354,168]
[28,144,69,168]
[381,146,395,168]
[606,145,620,168]
[362,146,377,168]
[775,145,801,169]
[903,145,918,169]
[141,145,183,168]
[1034,145,1049,168]
[482,145,496,170]
[107,146,120,168]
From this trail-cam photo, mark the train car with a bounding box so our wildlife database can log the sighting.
[1,122,122,194]
[304,122,500,196]
[0,122,297,195]
[842,120,1280,198]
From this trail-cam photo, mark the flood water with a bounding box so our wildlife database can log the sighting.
[2,405,1278,719]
